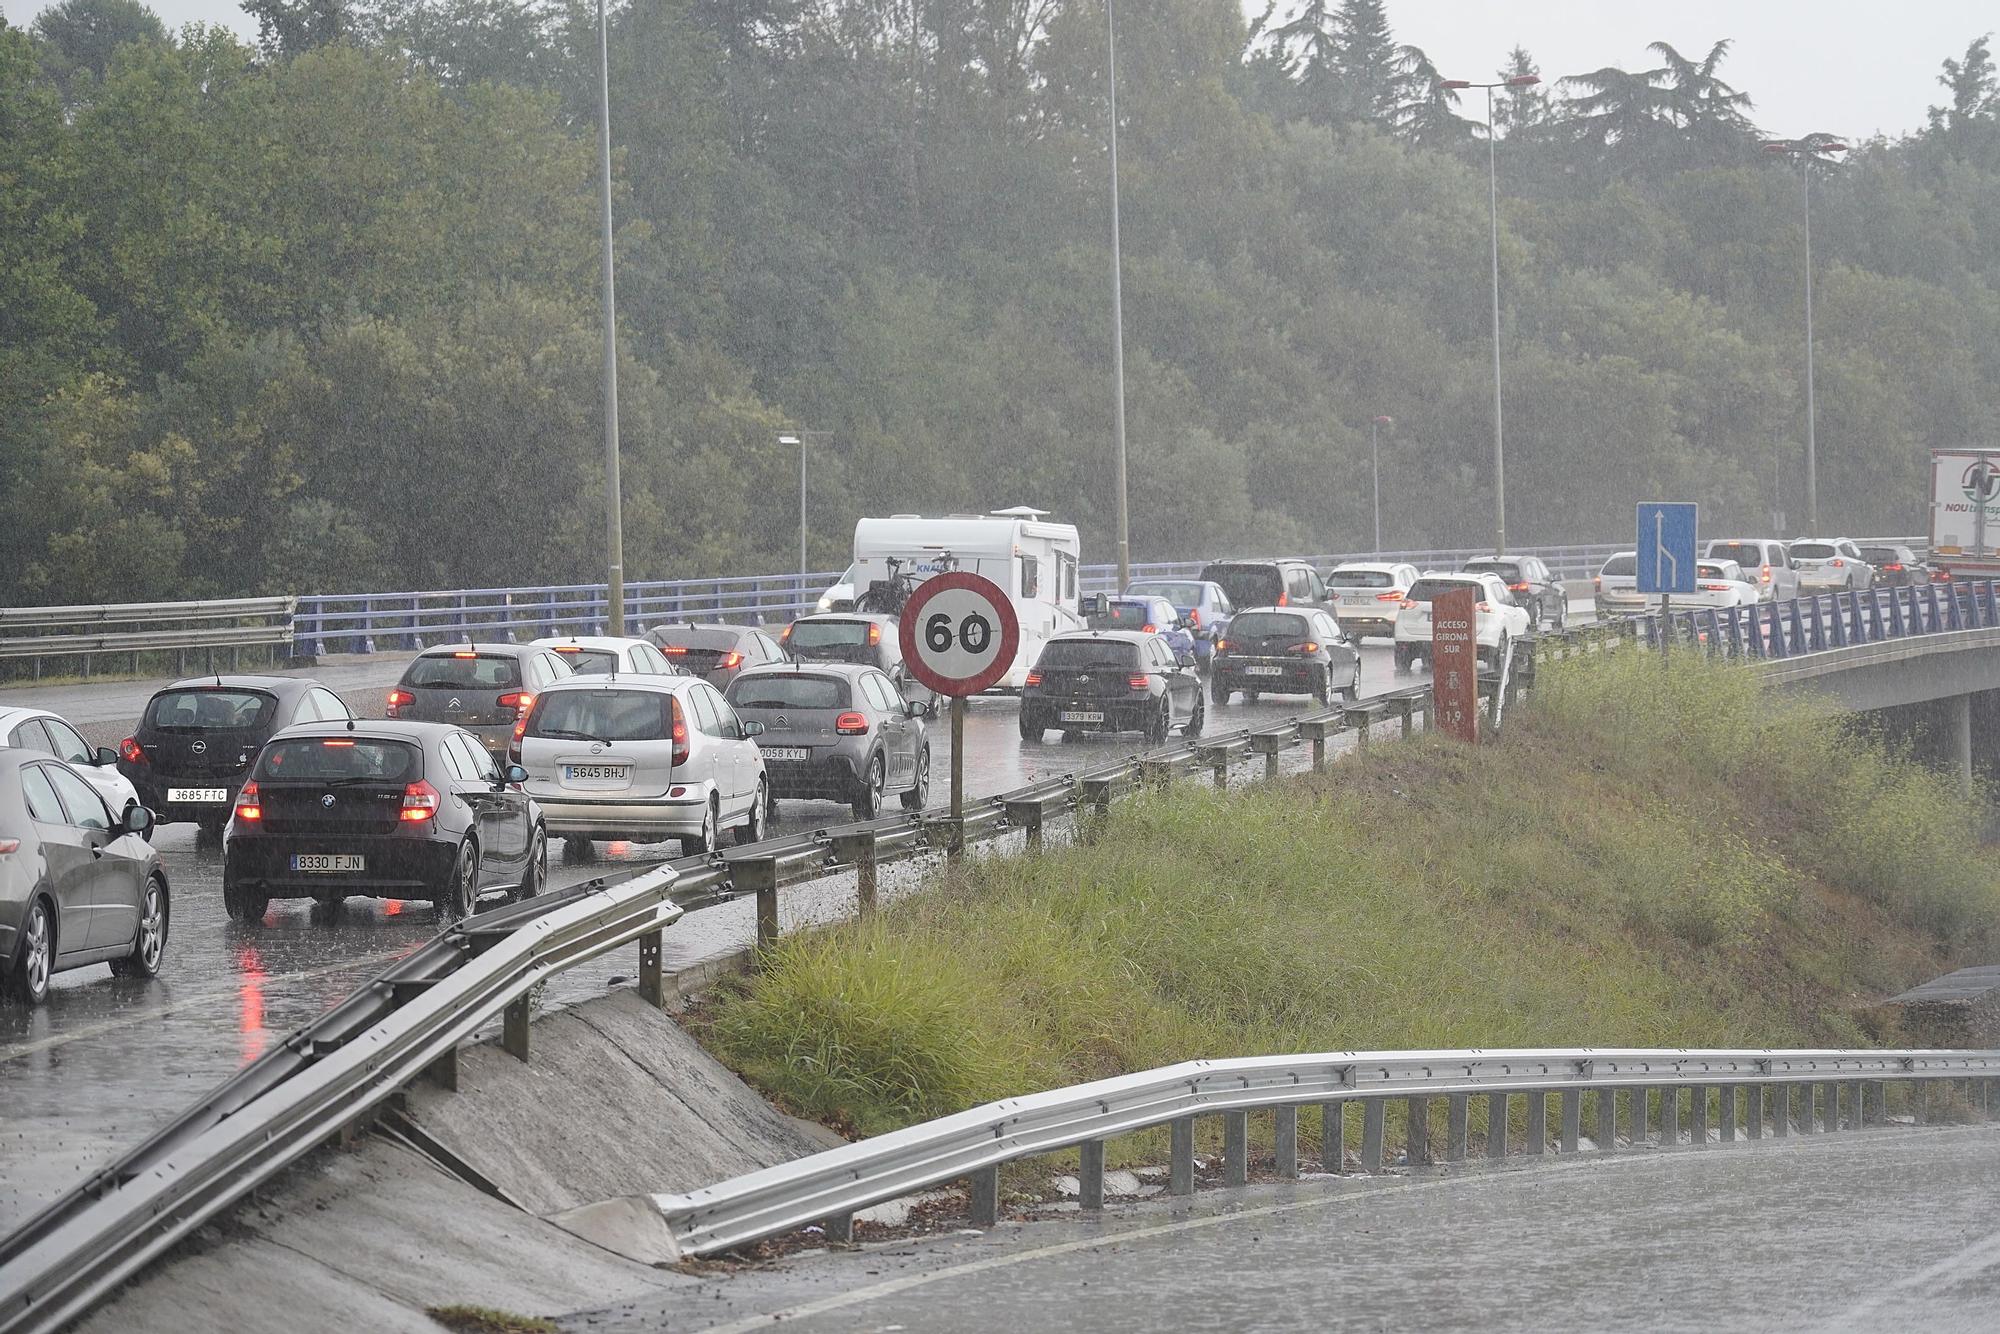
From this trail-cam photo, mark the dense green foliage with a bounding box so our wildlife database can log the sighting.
[705,653,2000,1136]
[5,1,2000,602]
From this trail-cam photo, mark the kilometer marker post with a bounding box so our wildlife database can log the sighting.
[897,572,1021,859]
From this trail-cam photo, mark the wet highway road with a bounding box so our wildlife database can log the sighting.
[0,618,1551,1232]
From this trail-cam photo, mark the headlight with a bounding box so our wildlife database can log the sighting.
[816,596,832,612]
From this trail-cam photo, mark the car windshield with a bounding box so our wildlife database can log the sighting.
[1790,542,1838,560]
[729,675,850,709]
[529,689,671,741]
[1200,564,1282,609]
[1707,543,1767,568]
[1127,582,1206,605]
[1228,612,1308,640]
[1038,640,1138,669]
[549,648,619,674]
[1328,569,1395,588]
[1600,554,1636,576]
[146,689,275,731]
[255,738,419,782]
[1406,578,1482,603]
[404,654,521,689]
[787,620,876,649]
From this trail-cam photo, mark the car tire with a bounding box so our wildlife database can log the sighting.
[1342,663,1361,702]
[1311,666,1333,707]
[852,755,886,820]
[1018,710,1044,742]
[734,781,768,846]
[223,882,268,924]
[514,826,547,900]
[1245,691,1261,704]
[562,835,594,864]
[6,898,54,1004]
[1209,676,1232,707]
[110,875,169,980]
[682,802,719,858]
[434,841,477,922]
[196,815,227,841]
[1393,646,1413,676]
[900,748,931,811]
[1144,697,1171,746]
[1181,692,1205,738]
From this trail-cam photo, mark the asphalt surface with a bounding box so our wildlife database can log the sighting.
[0,622,1490,1233]
[568,1123,2000,1333]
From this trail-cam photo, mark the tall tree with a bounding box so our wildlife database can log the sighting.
[240,0,356,59]
[1492,45,1547,137]
[1332,0,1397,124]
[30,0,166,103]
[1265,0,1342,125]
[1649,39,1756,162]
[1391,43,1472,148]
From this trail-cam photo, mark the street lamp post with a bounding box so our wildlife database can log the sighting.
[1763,136,1849,537]
[778,431,831,602]
[1106,0,1130,588]
[1442,72,1539,557]
[595,0,625,633]
[1370,415,1393,553]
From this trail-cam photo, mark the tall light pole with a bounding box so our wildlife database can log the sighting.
[1106,0,1130,588]
[1764,136,1849,537]
[595,0,625,633]
[777,431,828,594]
[1443,72,1538,557]
[1370,415,1393,553]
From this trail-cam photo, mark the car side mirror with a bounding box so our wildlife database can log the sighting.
[122,804,153,836]
[503,763,528,785]
[904,699,928,719]
[1175,652,1197,668]
[742,720,767,738]
[95,745,119,766]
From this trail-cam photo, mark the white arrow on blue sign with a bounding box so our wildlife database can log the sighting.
[1635,502,1698,595]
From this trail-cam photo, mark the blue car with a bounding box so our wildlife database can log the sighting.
[1084,595,1197,661]
[1123,580,1235,666]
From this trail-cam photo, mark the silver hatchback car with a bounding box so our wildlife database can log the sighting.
[725,663,932,819]
[513,676,769,859]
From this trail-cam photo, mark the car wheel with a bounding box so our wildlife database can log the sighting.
[111,875,169,979]
[1181,691,1205,738]
[852,755,886,820]
[1018,709,1044,742]
[223,881,268,925]
[562,834,594,864]
[1144,697,1171,746]
[1311,666,1333,707]
[1209,676,1232,707]
[681,801,719,857]
[1393,646,1413,676]
[434,841,477,922]
[734,780,768,846]
[1245,691,1261,704]
[6,898,53,1004]
[514,826,547,900]
[1343,663,1361,702]
[900,747,931,811]
[196,815,226,842]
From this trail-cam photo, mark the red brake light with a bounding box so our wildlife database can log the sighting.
[1701,583,1730,592]
[721,650,743,670]
[453,651,478,659]
[670,697,690,766]
[1400,599,1417,610]
[234,779,262,824]
[401,780,440,822]
[1141,623,1157,633]
[496,691,533,717]
[1128,674,1149,690]
[1594,576,1603,590]
[321,739,355,747]
[1187,609,1201,628]
[0,839,18,855]
[1509,582,1530,592]
[1477,602,1493,612]
[779,624,793,642]
[1832,558,1845,568]
[553,645,579,654]
[1294,641,1319,654]
[662,645,688,655]
[1277,592,1289,606]
[1759,565,1772,583]
[867,623,881,646]
[835,711,870,734]
[1376,590,1404,601]
[1025,671,1043,686]
[1884,562,1904,571]
[120,736,146,765]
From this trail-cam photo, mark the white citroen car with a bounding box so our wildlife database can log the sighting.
[1391,572,1532,674]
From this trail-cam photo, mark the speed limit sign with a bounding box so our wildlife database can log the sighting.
[898,572,1021,698]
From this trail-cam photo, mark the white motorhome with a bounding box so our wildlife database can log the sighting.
[850,508,1083,690]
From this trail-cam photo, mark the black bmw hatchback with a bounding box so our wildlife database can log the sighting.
[222,720,546,923]
[1019,631,1204,744]
[119,676,353,834]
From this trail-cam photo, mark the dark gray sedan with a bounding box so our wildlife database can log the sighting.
[386,643,575,757]
[2,751,165,1004]
[725,663,931,819]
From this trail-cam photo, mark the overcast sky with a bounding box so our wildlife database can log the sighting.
[3,0,1990,142]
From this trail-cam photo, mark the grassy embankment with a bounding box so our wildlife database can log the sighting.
[700,652,2000,1154]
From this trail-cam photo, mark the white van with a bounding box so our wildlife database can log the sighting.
[849,509,1083,691]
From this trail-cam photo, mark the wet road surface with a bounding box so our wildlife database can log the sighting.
[571,1123,2000,1333]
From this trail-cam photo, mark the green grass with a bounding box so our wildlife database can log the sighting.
[425,1306,557,1334]
[703,652,2000,1142]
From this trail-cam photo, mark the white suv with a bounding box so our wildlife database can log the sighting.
[514,676,769,859]
[1787,538,1873,593]
[1392,572,1532,674]
[1326,561,1421,639]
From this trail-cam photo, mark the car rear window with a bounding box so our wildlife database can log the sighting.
[728,674,850,710]
[403,654,522,689]
[528,689,672,742]
[1707,542,1768,568]
[1600,554,1636,576]
[1789,542,1838,560]
[787,620,876,649]
[1228,612,1309,639]
[1126,582,1206,605]
[1038,640,1139,669]
[1199,563,1283,609]
[1462,560,1523,582]
[1697,563,1733,580]
[1406,578,1482,603]
[1088,600,1160,630]
[549,647,619,674]
[1329,569,1395,589]
[255,738,420,782]
[146,689,276,731]
[649,627,740,652]
[1859,547,1901,564]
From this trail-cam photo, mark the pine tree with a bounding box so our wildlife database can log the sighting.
[1492,45,1547,138]
[1332,0,1398,124]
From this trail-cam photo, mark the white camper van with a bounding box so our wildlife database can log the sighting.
[850,508,1083,691]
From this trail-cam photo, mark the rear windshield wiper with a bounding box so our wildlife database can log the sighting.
[537,728,613,744]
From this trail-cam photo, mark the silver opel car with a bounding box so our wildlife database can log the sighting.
[513,676,769,859]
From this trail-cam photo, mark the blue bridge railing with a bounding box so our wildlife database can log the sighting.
[1611,580,2000,661]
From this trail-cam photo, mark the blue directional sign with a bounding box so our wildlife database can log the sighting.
[1635,502,1698,595]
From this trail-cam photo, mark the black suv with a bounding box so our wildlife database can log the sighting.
[1210,608,1360,706]
[119,676,353,834]
[1197,559,1339,617]
[1020,632,1203,744]
[1461,555,1565,631]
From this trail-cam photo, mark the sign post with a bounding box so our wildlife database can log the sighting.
[1431,586,1479,744]
[1636,502,1698,653]
[897,572,1022,852]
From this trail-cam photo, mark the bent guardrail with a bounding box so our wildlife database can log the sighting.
[652,1045,2000,1256]
[0,597,296,678]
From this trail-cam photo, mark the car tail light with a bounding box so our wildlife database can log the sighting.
[721,650,743,670]
[496,691,533,717]
[1277,592,1289,606]
[1883,562,1904,571]
[1832,558,1845,568]
[867,623,881,646]
[1477,601,1493,612]
[0,839,17,855]
[453,650,478,659]
[321,739,355,747]
[1594,576,1603,591]
[1400,599,1417,610]
[1701,582,1730,592]
[1141,622,1157,632]
[1509,581,1530,592]
[670,697,690,767]
[400,780,440,822]
[1025,671,1042,686]
[1293,641,1319,654]
[1128,675,1149,689]
[1187,609,1201,628]
[1759,565,1772,583]
[662,645,688,656]
[835,711,870,734]
[779,624,793,642]
[512,714,530,744]
[1377,590,1404,601]
[1214,639,1228,653]
[234,780,262,823]
[120,736,146,765]
[1935,569,1954,582]
[553,645,579,655]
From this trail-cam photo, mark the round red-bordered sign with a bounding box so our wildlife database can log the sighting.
[897,571,1022,697]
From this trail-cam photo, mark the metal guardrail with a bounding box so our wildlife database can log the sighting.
[0,866,683,1334]
[652,1046,2000,1256]
[0,597,296,677]
[1592,579,2000,661]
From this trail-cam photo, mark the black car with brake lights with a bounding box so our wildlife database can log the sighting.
[1460,555,1565,631]
[1019,631,1204,744]
[118,676,353,834]
[223,720,545,924]
[1209,608,1360,706]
